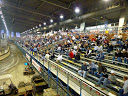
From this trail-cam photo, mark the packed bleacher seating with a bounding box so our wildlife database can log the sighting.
[20,33,128,96]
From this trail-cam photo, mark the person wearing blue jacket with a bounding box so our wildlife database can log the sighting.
[96,51,104,62]
[78,62,88,79]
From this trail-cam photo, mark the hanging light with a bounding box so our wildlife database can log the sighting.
[60,14,64,19]
[75,7,80,13]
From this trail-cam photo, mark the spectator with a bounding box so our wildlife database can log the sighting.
[97,44,103,54]
[116,38,122,48]
[69,50,74,59]
[75,52,80,62]
[88,61,97,75]
[94,43,98,53]
[95,63,107,78]
[113,49,122,63]
[45,53,50,60]
[119,76,128,96]
[96,51,104,62]
[85,47,92,58]
[74,44,77,50]
[96,70,116,90]
[50,52,55,60]
[122,49,128,64]
[33,47,37,55]
[107,43,113,53]
[73,49,77,57]
[56,53,63,62]
[78,62,88,79]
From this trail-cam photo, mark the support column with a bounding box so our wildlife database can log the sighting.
[118,2,128,33]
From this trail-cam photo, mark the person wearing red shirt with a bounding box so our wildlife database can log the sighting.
[69,50,74,58]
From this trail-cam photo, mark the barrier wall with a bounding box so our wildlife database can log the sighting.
[0,39,10,60]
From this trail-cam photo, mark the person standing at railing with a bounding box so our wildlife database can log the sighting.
[119,76,128,96]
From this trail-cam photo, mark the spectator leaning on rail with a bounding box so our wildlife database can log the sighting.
[78,62,88,79]
[88,61,97,75]
[94,63,107,78]
[95,70,116,90]
[119,76,128,96]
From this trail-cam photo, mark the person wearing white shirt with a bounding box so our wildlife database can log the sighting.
[56,54,62,62]
[74,45,77,50]
[94,43,98,53]
[119,76,128,96]
[72,36,76,41]
[59,35,62,39]
[73,49,77,56]
[45,53,50,60]
[85,47,92,58]
[97,45,103,54]
[55,36,57,40]
[67,40,70,43]
[57,46,61,51]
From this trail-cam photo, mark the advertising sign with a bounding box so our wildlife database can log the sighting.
[32,59,41,72]
[26,53,30,61]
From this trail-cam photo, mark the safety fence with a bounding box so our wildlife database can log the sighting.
[15,41,112,96]
[0,39,9,57]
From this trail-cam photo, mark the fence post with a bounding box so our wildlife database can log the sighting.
[67,73,69,96]
[57,66,59,95]
[80,80,82,96]
[48,60,50,87]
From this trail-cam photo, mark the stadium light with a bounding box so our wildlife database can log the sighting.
[104,0,109,2]
[50,19,53,23]
[44,22,46,25]
[75,7,80,13]
[60,14,64,19]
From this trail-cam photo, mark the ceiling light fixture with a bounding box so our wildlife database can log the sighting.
[50,19,53,23]
[44,22,46,25]
[39,24,41,27]
[75,7,80,13]
[60,14,64,19]
[104,0,109,2]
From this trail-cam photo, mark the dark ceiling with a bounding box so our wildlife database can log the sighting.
[0,0,125,33]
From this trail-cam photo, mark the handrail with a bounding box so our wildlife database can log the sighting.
[16,41,112,96]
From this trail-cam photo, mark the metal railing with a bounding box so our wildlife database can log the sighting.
[15,41,110,96]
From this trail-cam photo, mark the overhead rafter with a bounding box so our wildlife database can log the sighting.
[3,1,55,18]
[2,8,43,23]
[40,0,73,11]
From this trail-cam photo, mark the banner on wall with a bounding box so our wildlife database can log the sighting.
[1,30,4,38]
[80,22,85,32]
[26,53,30,61]
[11,32,14,38]
[16,32,20,37]
[32,59,41,72]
